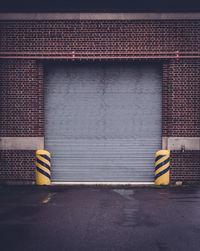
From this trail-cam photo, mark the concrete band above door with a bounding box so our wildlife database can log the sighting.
[0,13,200,20]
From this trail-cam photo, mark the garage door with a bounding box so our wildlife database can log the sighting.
[44,63,162,182]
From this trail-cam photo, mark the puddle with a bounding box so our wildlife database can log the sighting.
[121,207,139,226]
[41,192,56,204]
[113,189,140,227]
[113,189,135,201]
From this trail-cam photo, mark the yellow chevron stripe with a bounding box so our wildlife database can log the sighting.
[155,161,170,176]
[155,155,169,166]
[36,170,50,184]
[36,150,51,158]
[155,171,170,184]
[36,162,51,175]
[155,150,170,158]
[36,154,51,166]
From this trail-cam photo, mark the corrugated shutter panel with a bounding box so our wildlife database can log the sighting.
[44,63,162,182]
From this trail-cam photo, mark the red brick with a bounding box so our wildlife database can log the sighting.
[0,19,200,183]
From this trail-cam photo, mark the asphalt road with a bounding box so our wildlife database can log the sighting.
[1,185,200,251]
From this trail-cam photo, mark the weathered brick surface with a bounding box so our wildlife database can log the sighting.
[0,20,200,52]
[0,150,35,184]
[170,151,200,183]
[0,19,199,183]
[162,59,200,137]
[0,59,44,137]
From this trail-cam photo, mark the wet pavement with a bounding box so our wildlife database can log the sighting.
[1,185,200,251]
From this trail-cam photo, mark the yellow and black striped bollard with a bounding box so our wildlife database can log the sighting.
[36,150,51,185]
[155,150,170,186]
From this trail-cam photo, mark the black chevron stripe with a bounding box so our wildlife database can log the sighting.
[40,154,51,163]
[37,158,51,171]
[155,157,170,171]
[36,166,51,179]
[155,166,170,181]
[155,155,165,162]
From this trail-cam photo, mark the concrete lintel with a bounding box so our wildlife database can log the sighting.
[162,137,200,151]
[0,13,200,20]
[0,137,44,150]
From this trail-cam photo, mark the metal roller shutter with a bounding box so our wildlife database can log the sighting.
[44,63,162,182]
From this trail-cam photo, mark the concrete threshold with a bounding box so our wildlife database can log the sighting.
[51,182,155,186]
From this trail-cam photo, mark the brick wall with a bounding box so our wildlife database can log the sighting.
[170,151,200,183]
[0,150,35,184]
[0,19,200,184]
[0,59,43,183]
[163,59,200,137]
[0,20,200,52]
[0,59,44,137]
[163,58,200,184]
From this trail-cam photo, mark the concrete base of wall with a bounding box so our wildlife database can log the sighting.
[162,137,200,151]
[0,137,44,150]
